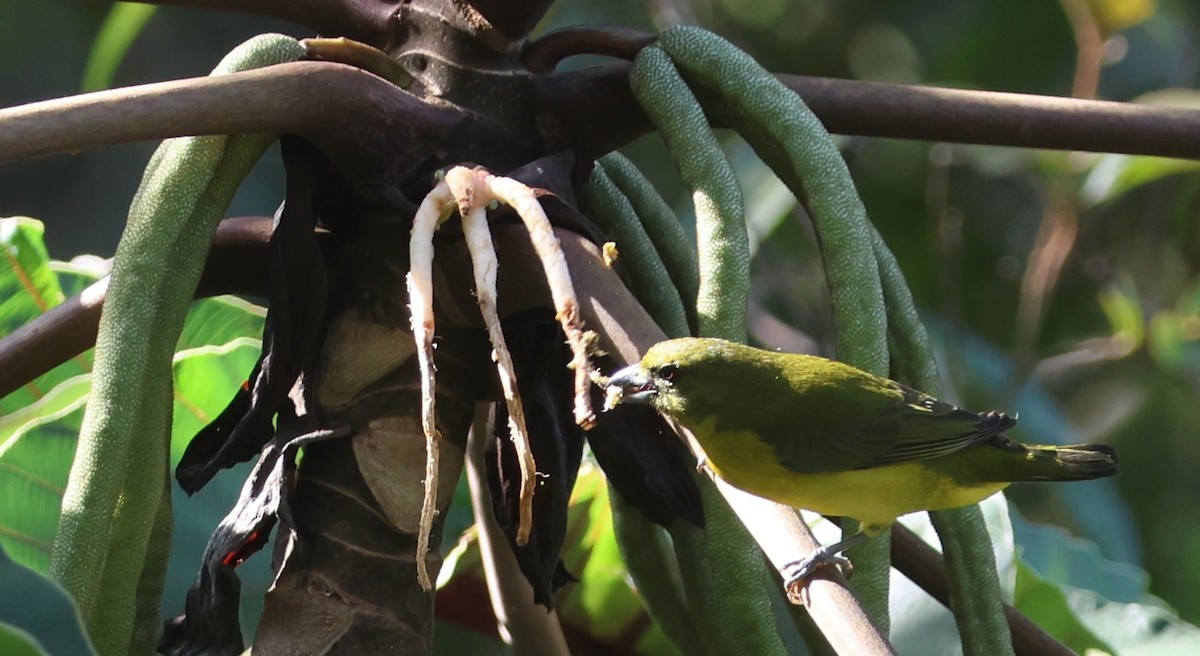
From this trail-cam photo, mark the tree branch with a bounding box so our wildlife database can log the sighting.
[0,60,531,183]
[538,64,1200,161]
[0,216,274,399]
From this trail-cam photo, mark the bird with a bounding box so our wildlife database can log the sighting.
[602,337,1118,583]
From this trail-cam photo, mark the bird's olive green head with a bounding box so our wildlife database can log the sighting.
[605,338,767,420]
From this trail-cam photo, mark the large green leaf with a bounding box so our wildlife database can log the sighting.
[0,542,96,656]
[0,218,89,414]
[0,379,87,572]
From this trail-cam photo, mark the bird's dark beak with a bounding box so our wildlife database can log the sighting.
[604,363,657,408]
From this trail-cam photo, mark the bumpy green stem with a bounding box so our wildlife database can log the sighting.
[630,44,785,656]
[49,34,303,655]
[631,45,749,344]
[599,152,700,331]
[870,228,1014,656]
[588,159,708,653]
[655,25,892,629]
[584,163,690,338]
[610,491,708,656]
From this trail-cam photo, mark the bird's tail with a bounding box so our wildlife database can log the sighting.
[1012,443,1118,481]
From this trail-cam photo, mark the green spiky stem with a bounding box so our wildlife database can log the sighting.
[598,152,700,332]
[49,34,304,656]
[629,43,786,656]
[584,163,690,338]
[654,24,892,630]
[871,229,1014,656]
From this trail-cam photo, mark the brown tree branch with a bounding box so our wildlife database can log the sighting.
[0,216,274,399]
[775,73,1200,159]
[540,64,1200,161]
[5,58,1200,198]
[0,60,533,183]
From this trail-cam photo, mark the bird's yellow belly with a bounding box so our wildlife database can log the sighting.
[695,423,1008,528]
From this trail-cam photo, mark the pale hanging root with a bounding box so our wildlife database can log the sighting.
[485,175,599,429]
[457,184,538,546]
[407,175,456,591]
[407,167,598,585]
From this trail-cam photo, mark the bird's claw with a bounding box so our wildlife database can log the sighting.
[781,548,854,605]
[695,455,709,474]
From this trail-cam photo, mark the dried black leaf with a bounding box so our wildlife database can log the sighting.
[177,137,331,494]
[487,309,584,608]
[160,401,351,656]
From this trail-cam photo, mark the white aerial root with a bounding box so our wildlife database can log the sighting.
[485,175,598,430]
[406,166,597,589]
[407,173,457,591]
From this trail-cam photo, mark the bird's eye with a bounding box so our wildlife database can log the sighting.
[658,364,679,382]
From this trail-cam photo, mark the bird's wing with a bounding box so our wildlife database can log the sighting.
[757,377,1014,474]
[864,386,1016,468]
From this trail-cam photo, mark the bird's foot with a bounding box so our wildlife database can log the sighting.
[695,454,709,474]
[781,547,853,605]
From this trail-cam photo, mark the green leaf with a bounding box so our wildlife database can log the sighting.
[556,464,679,655]
[0,375,88,572]
[0,218,89,413]
[0,541,96,656]
[169,338,260,464]
[81,3,157,92]
[177,296,266,352]
[1082,155,1200,206]
[1012,559,1115,654]
[0,627,47,656]
[1009,512,1200,655]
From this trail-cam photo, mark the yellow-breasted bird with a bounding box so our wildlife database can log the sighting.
[603,337,1118,581]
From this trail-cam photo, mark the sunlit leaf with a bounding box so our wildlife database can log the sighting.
[170,338,260,463]
[1082,155,1200,206]
[0,379,85,572]
[1013,559,1116,654]
[0,218,90,413]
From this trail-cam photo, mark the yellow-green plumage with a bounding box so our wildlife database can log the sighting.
[606,337,1118,534]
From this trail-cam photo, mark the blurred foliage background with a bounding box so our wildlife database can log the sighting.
[3,0,1200,651]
